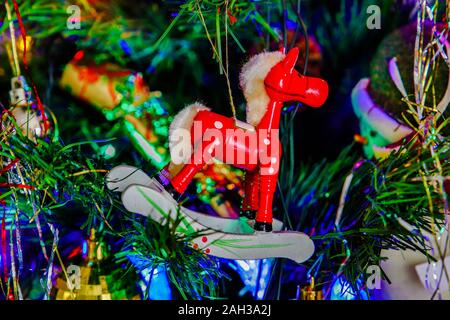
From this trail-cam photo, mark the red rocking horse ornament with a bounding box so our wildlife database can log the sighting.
[156,47,328,231]
[107,48,329,263]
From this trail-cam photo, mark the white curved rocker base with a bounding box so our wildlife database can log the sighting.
[107,165,315,263]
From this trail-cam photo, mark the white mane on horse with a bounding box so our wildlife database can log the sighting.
[240,51,285,127]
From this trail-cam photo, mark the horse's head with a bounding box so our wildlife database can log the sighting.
[264,47,328,108]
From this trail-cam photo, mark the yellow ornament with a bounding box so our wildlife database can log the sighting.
[300,277,323,300]
[52,229,139,300]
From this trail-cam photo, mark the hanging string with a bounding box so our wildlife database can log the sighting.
[9,0,49,134]
[289,0,309,75]
[286,0,309,130]
[278,0,308,204]
[196,0,237,122]
[224,0,236,121]
[265,5,271,50]
[282,0,288,48]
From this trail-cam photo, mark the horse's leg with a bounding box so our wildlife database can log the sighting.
[254,140,281,232]
[254,169,279,232]
[169,139,216,199]
[240,169,259,219]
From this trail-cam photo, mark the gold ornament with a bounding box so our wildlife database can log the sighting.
[300,277,323,300]
[53,229,140,300]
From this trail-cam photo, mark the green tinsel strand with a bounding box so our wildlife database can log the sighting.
[277,140,446,297]
[116,208,227,300]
